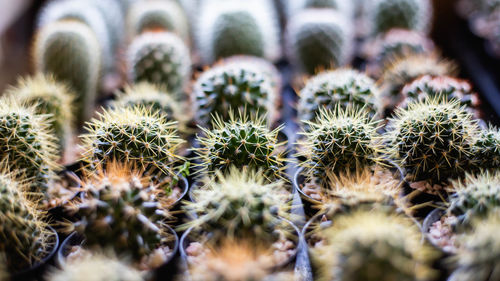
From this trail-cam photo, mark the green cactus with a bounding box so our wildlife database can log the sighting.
[286,9,353,74]
[192,60,279,127]
[6,74,75,154]
[387,98,478,188]
[312,210,437,281]
[81,105,185,177]
[128,0,189,42]
[193,112,287,181]
[69,163,170,262]
[368,0,432,35]
[33,20,101,125]
[0,97,61,195]
[127,31,191,99]
[473,126,500,170]
[0,170,51,273]
[297,68,381,123]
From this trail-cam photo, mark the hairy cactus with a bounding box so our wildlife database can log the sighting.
[367,0,433,35]
[0,170,51,272]
[81,105,185,177]
[47,253,145,281]
[312,210,437,281]
[297,69,381,123]
[33,20,101,125]
[127,32,191,98]
[6,74,75,154]
[0,97,60,195]
[196,0,280,63]
[193,112,286,181]
[127,0,189,42]
[192,60,279,127]
[387,98,478,188]
[68,163,170,262]
[286,9,353,74]
[473,126,500,170]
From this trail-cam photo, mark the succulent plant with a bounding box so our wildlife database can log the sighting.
[0,97,61,195]
[192,60,279,127]
[473,126,500,170]
[312,210,437,281]
[47,253,145,281]
[6,74,75,154]
[286,9,353,74]
[196,0,280,63]
[127,0,189,42]
[193,112,287,181]
[127,31,191,99]
[0,170,51,273]
[89,0,125,54]
[297,68,382,123]
[387,98,478,188]
[367,0,433,35]
[68,162,170,262]
[33,20,101,125]
[81,105,185,177]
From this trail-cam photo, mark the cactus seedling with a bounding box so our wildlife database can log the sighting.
[298,68,382,123]
[473,126,500,170]
[127,32,191,98]
[33,20,101,125]
[193,112,287,182]
[81,105,185,177]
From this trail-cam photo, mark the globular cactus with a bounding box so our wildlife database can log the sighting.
[473,126,500,170]
[5,74,75,154]
[127,0,189,42]
[0,170,51,273]
[81,105,185,177]
[297,68,382,123]
[47,253,145,281]
[89,0,125,54]
[387,98,478,189]
[400,75,480,117]
[68,163,170,263]
[312,210,437,281]
[286,9,354,74]
[33,20,101,125]
[127,32,191,98]
[194,112,287,181]
[449,213,500,281]
[367,0,433,35]
[297,107,385,184]
[192,59,279,127]
[0,97,60,195]
[196,0,280,64]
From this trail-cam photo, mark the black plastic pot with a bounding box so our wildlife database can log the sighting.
[10,226,60,281]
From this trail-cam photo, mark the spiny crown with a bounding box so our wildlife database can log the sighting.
[194,112,286,181]
[298,69,381,123]
[388,97,478,186]
[0,97,60,194]
[298,107,384,181]
[81,105,185,177]
[182,167,289,241]
[313,210,437,281]
[473,126,500,170]
[223,55,281,94]
[370,0,432,35]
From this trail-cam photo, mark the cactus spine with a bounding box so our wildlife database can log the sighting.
[473,126,500,170]
[368,0,433,35]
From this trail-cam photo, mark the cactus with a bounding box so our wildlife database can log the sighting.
[5,74,75,154]
[387,98,478,188]
[473,126,500,170]
[81,105,185,177]
[286,9,353,74]
[89,0,125,53]
[33,20,101,125]
[47,253,145,281]
[312,210,437,281]
[304,0,355,16]
[367,0,433,35]
[0,170,51,272]
[192,59,279,127]
[193,112,287,181]
[127,0,189,42]
[297,69,382,123]
[127,31,191,98]
[0,97,61,195]
[196,0,280,63]
[68,162,170,262]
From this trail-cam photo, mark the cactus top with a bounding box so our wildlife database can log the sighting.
[368,0,433,35]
